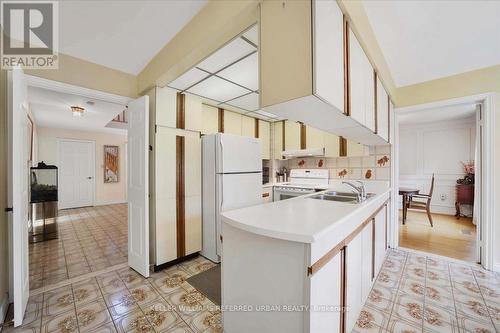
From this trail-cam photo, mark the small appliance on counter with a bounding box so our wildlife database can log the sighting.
[273,169,329,201]
[29,161,59,243]
[201,133,262,263]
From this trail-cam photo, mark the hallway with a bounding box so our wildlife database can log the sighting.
[29,204,128,290]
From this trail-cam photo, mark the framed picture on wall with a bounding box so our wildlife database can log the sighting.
[104,145,119,183]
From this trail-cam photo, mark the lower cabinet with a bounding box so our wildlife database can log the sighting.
[154,127,202,266]
[262,186,273,203]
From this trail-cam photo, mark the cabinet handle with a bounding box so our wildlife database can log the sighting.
[262,193,270,198]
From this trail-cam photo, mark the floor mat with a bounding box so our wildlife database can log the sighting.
[186,265,221,305]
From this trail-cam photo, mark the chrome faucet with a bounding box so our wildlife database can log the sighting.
[342,181,367,201]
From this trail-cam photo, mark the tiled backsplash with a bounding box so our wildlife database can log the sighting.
[278,146,391,181]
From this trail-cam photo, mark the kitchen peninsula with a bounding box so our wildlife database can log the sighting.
[221,186,390,333]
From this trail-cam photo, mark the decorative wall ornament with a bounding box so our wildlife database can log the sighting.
[318,159,324,167]
[365,169,372,179]
[338,169,348,178]
[377,155,389,166]
[104,145,119,183]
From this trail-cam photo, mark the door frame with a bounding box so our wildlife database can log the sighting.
[389,93,496,270]
[56,138,96,209]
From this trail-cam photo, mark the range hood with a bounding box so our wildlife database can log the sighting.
[281,148,325,158]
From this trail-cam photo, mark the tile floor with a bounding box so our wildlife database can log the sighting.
[5,256,219,333]
[29,205,128,290]
[353,249,500,333]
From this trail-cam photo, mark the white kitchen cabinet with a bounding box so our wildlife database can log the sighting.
[374,205,388,277]
[241,115,255,138]
[285,120,301,151]
[259,120,271,160]
[154,127,201,265]
[349,29,375,132]
[345,229,364,333]
[185,94,203,132]
[273,121,284,159]
[313,0,344,113]
[361,222,374,300]
[347,140,368,157]
[306,126,324,150]
[324,132,340,157]
[155,86,177,128]
[376,77,389,142]
[202,104,219,135]
[224,111,242,135]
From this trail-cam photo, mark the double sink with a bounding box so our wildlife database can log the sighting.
[309,191,375,204]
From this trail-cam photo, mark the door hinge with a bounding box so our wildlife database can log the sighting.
[149,145,153,151]
[5,207,13,212]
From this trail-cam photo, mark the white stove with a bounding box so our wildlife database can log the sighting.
[273,169,329,201]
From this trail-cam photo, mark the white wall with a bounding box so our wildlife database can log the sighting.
[399,118,476,215]
[37,127,128,206]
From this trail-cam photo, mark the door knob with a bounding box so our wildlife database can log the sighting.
[87,177,93,179]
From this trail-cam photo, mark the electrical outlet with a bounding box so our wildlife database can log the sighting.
[440,194,447,201]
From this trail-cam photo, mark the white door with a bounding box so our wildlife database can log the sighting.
[58,139,95,209]
[7,68,29,327]
[216,172,262,256]
[127,96,150,277]
[217,134,261,173]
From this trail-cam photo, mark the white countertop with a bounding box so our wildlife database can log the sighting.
[222,187,391,243]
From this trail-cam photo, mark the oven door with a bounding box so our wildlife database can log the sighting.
[273,187,315,201]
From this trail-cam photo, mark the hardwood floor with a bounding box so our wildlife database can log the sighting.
[399,210,477,262]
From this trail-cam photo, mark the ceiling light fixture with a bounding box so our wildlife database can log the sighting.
[71,106,85,117]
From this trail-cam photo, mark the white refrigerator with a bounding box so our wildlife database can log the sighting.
[202,133,262,263]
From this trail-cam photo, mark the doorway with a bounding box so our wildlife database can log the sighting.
[57,139,96,209]
[390,93,495,269]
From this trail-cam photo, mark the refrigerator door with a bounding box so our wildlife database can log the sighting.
[216,172,262,256]
[216,133,261,174]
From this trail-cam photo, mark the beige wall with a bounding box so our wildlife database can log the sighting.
[37,127,128,205]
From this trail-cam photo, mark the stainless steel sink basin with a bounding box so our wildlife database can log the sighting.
[309,191,375,204]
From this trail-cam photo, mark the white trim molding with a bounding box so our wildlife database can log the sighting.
[391,92,496,271]
[25,75,132,106]
[94,200,127,206]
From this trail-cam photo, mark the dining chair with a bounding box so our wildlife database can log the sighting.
[407,174,435,227]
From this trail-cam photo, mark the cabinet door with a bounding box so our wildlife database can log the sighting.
[374,205,387,277]
[306,126,324,150]
[285,120,301,151]
[156,86,177,127]
[361,222,374,301]
[376,78,389,142]
[323,132,340,157]
[345,231,363,333]
[202,104,219,135]
[184,131,202,256]
[241,115,255,138]
[259,120,271,159]
[347,140,368,157]
[349,30,375,132]
[313,0,344,113]
[273,121,284,158]
[185,94,203,132]
[309,251,342,333]
[224,111,242,136]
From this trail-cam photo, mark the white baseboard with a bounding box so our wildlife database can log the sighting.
[0,292,9,325]
[93,200,127,206]
[492,263,500,273]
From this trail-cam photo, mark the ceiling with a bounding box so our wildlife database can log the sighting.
[167,25,283,122]
[59,0,207,75]
[363,0,500,87]
[399,103,477,125]
[29,86,127,134]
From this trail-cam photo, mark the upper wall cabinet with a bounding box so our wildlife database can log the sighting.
[376,77,389,142]
[259,0,389,146]
[273,121,284,159]
[202,104,219,135]
[349,28,375,132]
[155,86,203,132]
[241,115,255,138]
[284,120,301,151]
[224,111,242,136]
[258,120,271,160]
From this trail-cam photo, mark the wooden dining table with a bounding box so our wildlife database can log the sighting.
[399,187,420,224]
